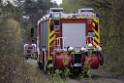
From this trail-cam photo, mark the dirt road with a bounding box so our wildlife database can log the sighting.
[26,59,124,83]
[68,70,124,83]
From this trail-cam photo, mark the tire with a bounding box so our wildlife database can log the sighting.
[35,53,38,60]
[97,52,104,65]
[37,61,43,69]
[25,55,29,60]
[71,67,82,77]
[100,54,104,65]
[52,55,56,67]
[42,51,48,72]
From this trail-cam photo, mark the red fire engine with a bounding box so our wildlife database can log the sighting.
[37,8,103,74]
[24,44,37,59]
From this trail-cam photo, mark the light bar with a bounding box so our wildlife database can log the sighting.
[96,14,100,17]
[77,13,96,17]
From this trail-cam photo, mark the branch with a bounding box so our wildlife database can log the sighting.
[86,4,102,9]
[91,0,112,8]
[104,0,112,6]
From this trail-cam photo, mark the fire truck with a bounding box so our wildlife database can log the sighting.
[37,8,103,74]
[24,44,37,59]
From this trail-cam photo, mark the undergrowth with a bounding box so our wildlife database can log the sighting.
[48,68,70,83]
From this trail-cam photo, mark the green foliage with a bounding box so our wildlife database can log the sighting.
[0,0,59,83]
[48,69,70,83]
[50,69,64,83]
[61,0,83,12]
[0,18,27,83]
[63,68,70,77]
[79,62,92,80]
[23,0,38,14]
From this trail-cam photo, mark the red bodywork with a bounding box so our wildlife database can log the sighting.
[85,55,100,69]
[53,52,71,69]
[37,17,102,69]
[24,44,36,57]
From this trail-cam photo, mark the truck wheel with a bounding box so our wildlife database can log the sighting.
[25,56,28,60]
[35,53,38,60]
[43,51,48,72]
[37,61,43,69]
[52,55,56,67]
[71,67,82,77]
[100,54,104,65]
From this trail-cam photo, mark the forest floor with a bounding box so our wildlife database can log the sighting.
[26,59,124,83]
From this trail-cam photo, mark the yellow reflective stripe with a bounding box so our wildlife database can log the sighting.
[93,18,98,22]
[49,31,55,43]
[48,18,54,60]
[92,18,100,46]
[49,18,52,22]
[49,35,55,45]
[92,22,95,27]
[93,41,98,47]
[93,28,99,38]
[94,37,100,43]
[48,29,55,60]
[49,30,55,37]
